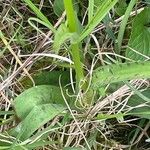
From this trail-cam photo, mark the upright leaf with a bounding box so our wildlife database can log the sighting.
[53,0,79,17]
[53,0,64,16]
[78,0,118,42]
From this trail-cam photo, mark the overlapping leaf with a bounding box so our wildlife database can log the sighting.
[127,88,150,119]
[126,8,150,60]
[14,85,66,120]
[21,71,72,88]
[11,104,65,140]
[9,85,68,141]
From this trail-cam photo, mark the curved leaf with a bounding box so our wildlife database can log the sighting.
[23,0,55,33]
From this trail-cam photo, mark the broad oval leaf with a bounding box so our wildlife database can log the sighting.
[11,104,65,140]
[126,8,150,60]
[14,85,66,120]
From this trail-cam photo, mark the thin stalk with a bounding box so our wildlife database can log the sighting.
[63,0,85,89]
[116,0,137,54]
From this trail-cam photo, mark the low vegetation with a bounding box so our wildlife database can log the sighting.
[0,0,150,149]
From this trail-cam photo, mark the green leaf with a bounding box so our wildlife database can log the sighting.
[14,85,66,120]
[97,112,125,120]
[53,0,79,17]
[20,71,72,89]
[126,8,150,60]
[127,88,150,119]
[92,61,150,89]
[88,0,94,23]
[0,139,11,148]
[0,111,14,115]
[23,0,55,33]
[28,123,62,142]
[28,17,55,34]
[0,138,55,149]
[115,0,127,16]
[53,0,64,16]
[53,24,78,53]
[78,0,118,42]
[63,147,85,150]
[10,104,65,140]
[94,0,103,7]
[103,14,116,41]
[144,0,150,3]
[25,140,55,149]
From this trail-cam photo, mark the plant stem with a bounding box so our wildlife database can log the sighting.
[63,0,85,90]
[116,0,137,54]
[71,44,84,86]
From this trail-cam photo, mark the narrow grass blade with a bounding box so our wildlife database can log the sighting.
[78,0,118,42]
[23,0,55,33]
[88,0,94,23]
